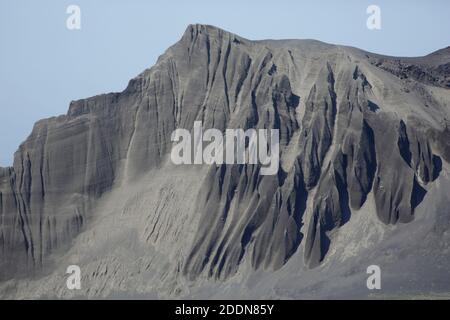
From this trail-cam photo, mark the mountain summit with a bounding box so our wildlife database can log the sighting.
[1,24,450,298]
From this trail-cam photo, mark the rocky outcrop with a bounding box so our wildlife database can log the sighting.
[368,46,450,88]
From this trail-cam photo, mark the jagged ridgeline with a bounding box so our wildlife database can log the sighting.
[0,25,449,293]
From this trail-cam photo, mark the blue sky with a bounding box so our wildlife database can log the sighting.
[1,0,449,166]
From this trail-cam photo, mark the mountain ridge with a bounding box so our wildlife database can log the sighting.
[1,24,449,298]
[0,23,446,151]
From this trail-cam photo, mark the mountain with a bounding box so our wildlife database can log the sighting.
[1,24,450,299]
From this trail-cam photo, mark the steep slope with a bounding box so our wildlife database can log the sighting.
[1,24,449,298]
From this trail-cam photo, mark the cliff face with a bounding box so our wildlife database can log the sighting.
[1,25,450,297]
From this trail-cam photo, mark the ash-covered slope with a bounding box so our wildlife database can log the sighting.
[1,24,450,298]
